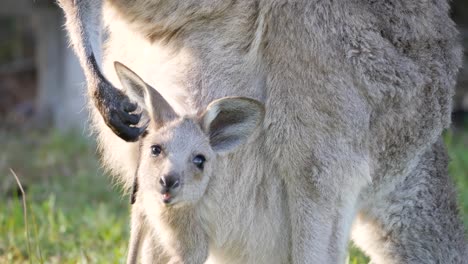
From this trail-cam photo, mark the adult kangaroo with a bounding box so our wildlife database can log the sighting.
[58,0,467,263]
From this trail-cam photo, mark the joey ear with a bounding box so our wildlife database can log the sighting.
[200,97,265,153]
[114,61,177,127]
[114,61,147,108]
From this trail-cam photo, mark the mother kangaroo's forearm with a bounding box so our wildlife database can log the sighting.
[58,0,147,141]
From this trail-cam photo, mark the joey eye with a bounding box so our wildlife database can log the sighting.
[193,155,206,169]
[151,145,162,156]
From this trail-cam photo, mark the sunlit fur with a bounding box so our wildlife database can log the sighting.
[58,0,467,263]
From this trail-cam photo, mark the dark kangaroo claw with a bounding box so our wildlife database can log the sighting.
[89,55,147,142]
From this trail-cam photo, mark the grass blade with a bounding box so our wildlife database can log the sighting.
[10,168,33,264]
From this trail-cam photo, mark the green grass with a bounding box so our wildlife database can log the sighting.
[0,129,467,263]
[0,131,129,263]
[446,130,468,226]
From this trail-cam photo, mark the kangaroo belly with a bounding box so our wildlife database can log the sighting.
[201,155,290,263]
[206,200,290,264]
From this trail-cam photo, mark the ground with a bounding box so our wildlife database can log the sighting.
[0,128,467,264]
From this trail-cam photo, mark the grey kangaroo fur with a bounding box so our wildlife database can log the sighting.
[57,0,467,263]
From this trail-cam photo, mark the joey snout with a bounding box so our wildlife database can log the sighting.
[159,174,181,204]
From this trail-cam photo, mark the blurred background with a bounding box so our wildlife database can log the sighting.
[0,1,467,263]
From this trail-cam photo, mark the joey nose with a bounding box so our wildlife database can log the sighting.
[159,175,180,190]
